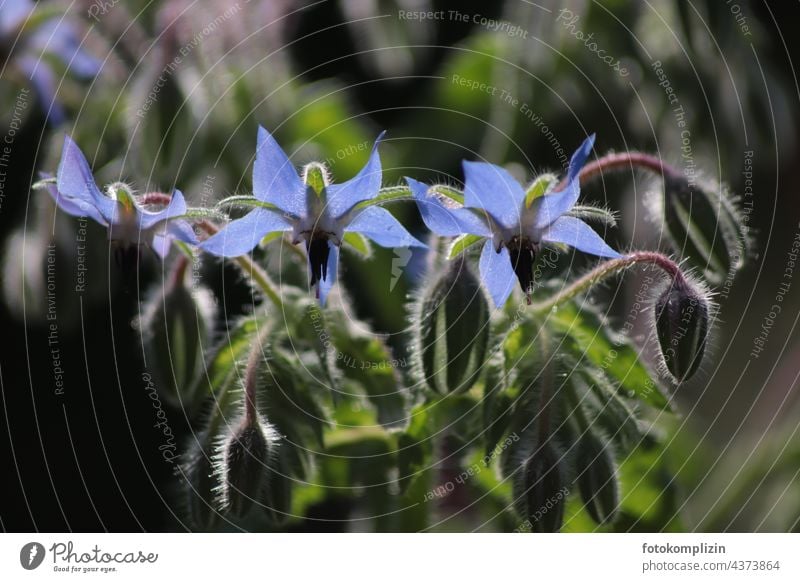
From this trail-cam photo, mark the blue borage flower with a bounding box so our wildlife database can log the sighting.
[46,136,198,262]
[201,127,425,305]
[408,135,620,308]
[1,0,101,124]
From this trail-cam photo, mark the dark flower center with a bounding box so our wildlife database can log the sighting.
[113,241,142,270]
[306,235,331,287]
[507,237,538,303]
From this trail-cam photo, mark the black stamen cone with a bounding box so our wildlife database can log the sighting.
[307,236,331,287]
[113,242,143,273]
[508,242,537,303]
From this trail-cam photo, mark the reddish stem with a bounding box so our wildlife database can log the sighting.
[555,151,682,191]
[139,192,174,206]
[168,254,190,290]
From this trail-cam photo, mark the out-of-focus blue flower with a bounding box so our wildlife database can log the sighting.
[1,0,101,124]
[408,135,620,308]
[202,127,425,305]
[46,136,197,261]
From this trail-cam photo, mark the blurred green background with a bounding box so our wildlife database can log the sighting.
[1,0,798,531]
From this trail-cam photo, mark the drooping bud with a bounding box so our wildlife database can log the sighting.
[415,256,490,394]
[260,447,293,526]
[654,277,710,383]
[138,257,215,408]
[512,439,566,532]
[663,174,748,286]
[183,435,220,530]
[575,431,619,525]
[215,416,276,517]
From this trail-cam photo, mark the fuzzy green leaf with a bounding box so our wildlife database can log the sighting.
[549,303,671,410]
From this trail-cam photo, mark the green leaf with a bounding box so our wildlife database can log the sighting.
[525,173,556,208]
[259,231,285,248]
[447,234,485,259]
[194,314,263,400]
[343,232,373,257]
[327,312,410,429]
[574,367,642,450]
[614,438,683,532]
[549,303,671,410]
[260,348,330,449]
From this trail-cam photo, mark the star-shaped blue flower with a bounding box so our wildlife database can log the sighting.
[1,0,101,124]
[408,134,620,308]
[201,127,425,305]
[47,136,197,261]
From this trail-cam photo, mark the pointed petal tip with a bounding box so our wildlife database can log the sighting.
[405,176,427,198]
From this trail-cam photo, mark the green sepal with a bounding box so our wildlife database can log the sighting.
[525,173,556,208]
[447,233,484,259]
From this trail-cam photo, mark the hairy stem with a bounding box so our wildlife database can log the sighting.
[196,220,283,309]
[531,251,685,314]
[556,152,682,191]
[139,192,174,206]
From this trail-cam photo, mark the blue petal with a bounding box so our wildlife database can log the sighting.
[149,220,197,258]
[345,206,426,248]
[16,56,65,125]
[29,20,101,77]
[166,219,198,246]
[407,177,491,237]
[540,216,620,258]
[0,0,33,36]
[567,133,595,182]
[44,180,106,223]
[326,132,385,219]
[314,241,339,306]
[462,161,525,229]
[200,208,291,257]
[151,233,172,259]
[56,135,118,223]
[138,189,187,230]
[253,126,305,217]
[479,239,516,308]
[532,134,595,230]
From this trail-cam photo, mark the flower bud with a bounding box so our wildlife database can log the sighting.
[183,436,219,530]
[654,278,710,383]
[215,416,276,517]
[512,439,566,532]
[260,447,293,526]
[576,431,619,525]
[663,174,747,286]
[415,257,490,394]
[138,259,215,408]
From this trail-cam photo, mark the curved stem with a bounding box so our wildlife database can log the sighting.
[168,254,190,290]
[196,220,283,309]
[139,192,174,206]
[531,251,685,314]
[555,152,682,191]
